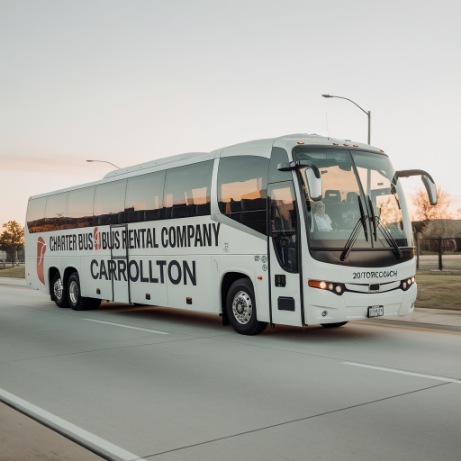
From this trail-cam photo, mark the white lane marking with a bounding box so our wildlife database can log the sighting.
[0,387,147,461]
[343,362,461,384]
[83,318,169,335]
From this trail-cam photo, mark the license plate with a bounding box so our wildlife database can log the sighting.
[367,305,384,318]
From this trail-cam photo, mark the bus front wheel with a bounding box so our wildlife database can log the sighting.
[67,272,101,311]
[226,279,267,335]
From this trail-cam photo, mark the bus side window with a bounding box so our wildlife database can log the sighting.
[163,161,213,220]
[26,197,47,233]
[125,171,165,223]
[94,180,127,226]
[45,192,69,231]
[67,187,95,229]
[217,156,269,235]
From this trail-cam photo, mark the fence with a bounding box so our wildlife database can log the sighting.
[416,236,461,271]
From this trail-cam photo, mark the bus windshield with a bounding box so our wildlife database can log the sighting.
[294,148,413,256]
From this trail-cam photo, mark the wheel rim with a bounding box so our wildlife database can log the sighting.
[53,278,63,301]
[69,280,79,305]
[232,290,253,325]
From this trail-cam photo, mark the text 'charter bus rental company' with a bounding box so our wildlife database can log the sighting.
[25,134,437,335]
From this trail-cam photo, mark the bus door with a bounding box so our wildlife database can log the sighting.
[110,223,130,304]
[268,182,303,327]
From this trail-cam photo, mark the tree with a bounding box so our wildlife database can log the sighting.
[378,196,402,225]
[412,187,457,252]
[412,186,452,223]
[0,221,24,263]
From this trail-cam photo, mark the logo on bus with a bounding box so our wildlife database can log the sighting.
[48,223,221,253]
[94,227,101,250]
[37,236,46,285]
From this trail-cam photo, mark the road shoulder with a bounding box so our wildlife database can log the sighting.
[0,402,103,461]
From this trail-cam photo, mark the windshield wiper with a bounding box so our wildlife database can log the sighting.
[340,196,368,261]
[367,196,403,259]
[367,196,378,240]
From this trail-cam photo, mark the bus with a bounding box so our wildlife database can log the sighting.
[25,134,437,335]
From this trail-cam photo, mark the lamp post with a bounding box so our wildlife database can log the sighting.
[322,94,371,145]
[86,159,120,169]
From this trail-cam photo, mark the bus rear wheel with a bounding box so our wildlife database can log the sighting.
[226,279,267,335]
[51,272,68,308]
[67,272,101,311]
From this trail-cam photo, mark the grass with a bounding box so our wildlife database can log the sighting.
[0,265,459,310]
[0,265,25,278]
[415,271,461,311]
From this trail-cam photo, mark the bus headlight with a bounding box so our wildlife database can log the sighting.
[401,276,415,291]
[308,279,345,296]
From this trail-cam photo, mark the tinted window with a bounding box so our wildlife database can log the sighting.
[45,193,69,231]
[268,148,292,183]
[163,161,213,219]
[125,171,165,222]
[94,180,127,225]
[67,187,95,229]
[218,156,269,234]
[27,197,47,233]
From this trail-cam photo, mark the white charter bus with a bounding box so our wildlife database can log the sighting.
[25,134,437,335]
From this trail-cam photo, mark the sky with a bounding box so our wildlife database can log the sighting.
[1,0,460,227]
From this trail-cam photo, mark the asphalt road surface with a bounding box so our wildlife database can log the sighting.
[1,282,460,461]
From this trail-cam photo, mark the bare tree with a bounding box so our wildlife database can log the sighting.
[0,221,24,264]
[412,187,457,252]
[412,186,452,223]
[378,196,402,225]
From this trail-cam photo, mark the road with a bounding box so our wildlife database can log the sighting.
[1,281,461,461]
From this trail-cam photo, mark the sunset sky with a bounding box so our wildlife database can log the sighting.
[1,0,460,227]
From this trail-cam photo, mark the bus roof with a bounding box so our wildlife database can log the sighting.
[103,151,212,179]
[105,133,380,180]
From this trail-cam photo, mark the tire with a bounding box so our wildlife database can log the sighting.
[321,321,348,328]
[67,272,101,311]
[226,279,267,335]
[51,272,68,308]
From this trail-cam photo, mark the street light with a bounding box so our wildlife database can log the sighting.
[322,94,371,145]
[86,159,120,169]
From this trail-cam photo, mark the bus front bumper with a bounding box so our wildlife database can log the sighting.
[305,283,417,325]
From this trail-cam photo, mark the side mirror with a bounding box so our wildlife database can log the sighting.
[277,160,322,201]
[422,174,437,206]
[394,169,437,206]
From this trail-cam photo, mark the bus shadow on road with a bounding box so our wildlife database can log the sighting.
[97,302,225,332]
[95,302,379,340]
[262,324,379,341]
